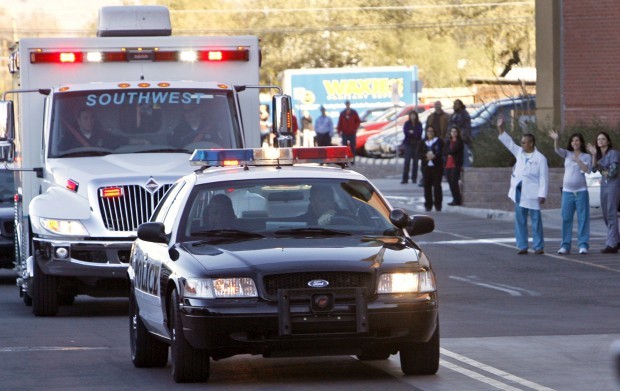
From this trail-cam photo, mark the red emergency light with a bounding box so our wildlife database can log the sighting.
[100,187,124,198]
[198,49,250,62]
[66,179,79,193]
[31,51,84,64]
[30,48,250,64]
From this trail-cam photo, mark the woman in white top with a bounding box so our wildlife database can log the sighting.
[549,130,592,254]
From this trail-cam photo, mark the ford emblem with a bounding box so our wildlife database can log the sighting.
[307,279,329,288]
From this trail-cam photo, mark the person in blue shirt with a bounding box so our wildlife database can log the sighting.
[314,106,334,147]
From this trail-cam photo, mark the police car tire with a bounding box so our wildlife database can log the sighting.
[130,291,168,368]
[171,290,210,383]
[32,260,59,316]
[399,322,439,375]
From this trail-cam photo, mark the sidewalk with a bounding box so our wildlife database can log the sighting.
[351,156,607,237]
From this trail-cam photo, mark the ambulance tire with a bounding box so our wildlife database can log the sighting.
[22,290,32,306]
[171,290,210,383]
[32,261,59,316]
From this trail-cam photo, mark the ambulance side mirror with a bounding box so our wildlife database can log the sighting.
[271,94,294,148]
[0,101,15,163]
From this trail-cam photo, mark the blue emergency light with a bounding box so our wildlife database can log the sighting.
[190,147,353,167]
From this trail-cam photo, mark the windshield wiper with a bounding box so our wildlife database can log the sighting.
[56,150,112,158]
[191,229,264,239]
[274,227,351,236]
[135,148,190,154]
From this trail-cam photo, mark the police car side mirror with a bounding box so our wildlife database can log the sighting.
[407,215,435,236]
[390,209,409,229]
[137,222,169,244]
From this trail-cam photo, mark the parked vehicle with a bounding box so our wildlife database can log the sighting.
[356,103,433,155]
[585,171,601,208]
[470,95,536,138]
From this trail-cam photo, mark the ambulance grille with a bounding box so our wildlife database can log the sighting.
[98,184,172,232]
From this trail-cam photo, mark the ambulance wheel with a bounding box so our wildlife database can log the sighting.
[171,290,210,383]
[130,290,168,367]
[32,261,59,316]
[22,291,32,306]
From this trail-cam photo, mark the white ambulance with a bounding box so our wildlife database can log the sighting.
[0,6,292,315]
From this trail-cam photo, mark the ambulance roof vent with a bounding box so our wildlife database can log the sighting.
[97,6,172,37]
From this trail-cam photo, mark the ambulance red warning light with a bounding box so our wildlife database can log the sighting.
[30,48,250,64]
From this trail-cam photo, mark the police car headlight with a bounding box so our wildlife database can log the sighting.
[40,218,89,236]
[377,271,436,294]
[184,277,258,299]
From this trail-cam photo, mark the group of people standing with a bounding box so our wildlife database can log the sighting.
[262,101,361,158]
[400,99,471,212]
[399,99,619,256]
[497,116,619,256]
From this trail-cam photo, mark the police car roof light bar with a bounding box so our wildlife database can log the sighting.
[190,146,353,168]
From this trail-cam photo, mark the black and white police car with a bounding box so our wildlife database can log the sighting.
[128,146,439,383]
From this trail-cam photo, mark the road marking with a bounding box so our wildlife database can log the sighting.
[0,346,109,352]
[441,348,556,391]
[440,359,525,391]
[449,275,540,297]
[419,235,620,273]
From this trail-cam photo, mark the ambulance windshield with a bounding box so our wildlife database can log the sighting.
[48,88,243,158]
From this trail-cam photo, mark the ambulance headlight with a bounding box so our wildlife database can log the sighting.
[184,277,258,299]
[40,218,89,236]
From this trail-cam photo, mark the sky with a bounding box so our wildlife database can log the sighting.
[3,0,125,31]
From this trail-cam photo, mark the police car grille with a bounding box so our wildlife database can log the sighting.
[98,184,172,232]
[263,272,372,299]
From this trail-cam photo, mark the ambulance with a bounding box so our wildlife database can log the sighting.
[0,5,292,315]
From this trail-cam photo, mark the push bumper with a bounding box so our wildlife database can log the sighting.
[180,288,438,358]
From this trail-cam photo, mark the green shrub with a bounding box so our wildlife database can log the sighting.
[471,120,620,168]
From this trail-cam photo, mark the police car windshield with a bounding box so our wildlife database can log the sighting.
[179,177,395,241]
[48,88,242,158]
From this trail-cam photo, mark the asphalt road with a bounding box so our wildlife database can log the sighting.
[0,158,618,390]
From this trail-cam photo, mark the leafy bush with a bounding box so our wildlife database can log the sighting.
[471,120,619,168]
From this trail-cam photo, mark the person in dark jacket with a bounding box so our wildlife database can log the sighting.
[444,126,465,206]
[401,111,423,184]
[448,99,472,145]
[419,126,444,212]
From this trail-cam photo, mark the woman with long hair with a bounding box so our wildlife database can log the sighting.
[549,130,592,254]
[586,132,619,253]
[444,126,464,206]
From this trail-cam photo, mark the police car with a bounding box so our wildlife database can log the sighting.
[128,146,439,383]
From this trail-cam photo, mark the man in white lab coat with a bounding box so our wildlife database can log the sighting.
[497,117,549,254]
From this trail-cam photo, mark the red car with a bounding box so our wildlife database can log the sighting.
[356,103,432,155]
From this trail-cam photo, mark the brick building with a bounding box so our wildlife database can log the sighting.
[537,0,620,131]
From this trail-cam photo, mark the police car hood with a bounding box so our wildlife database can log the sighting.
[47,154,191,185]
[184,236,421,273]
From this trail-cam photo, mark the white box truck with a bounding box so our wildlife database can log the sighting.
[0,6,291,315]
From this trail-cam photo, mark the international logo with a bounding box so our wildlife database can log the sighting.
[144,177,160,194]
